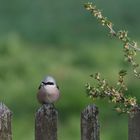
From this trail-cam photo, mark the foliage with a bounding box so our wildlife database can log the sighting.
[1,0,140,44]
[0,34,137,140]
[84,2,140,115]
[1,1,140,139]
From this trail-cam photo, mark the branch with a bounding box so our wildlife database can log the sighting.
[84,2,140,79]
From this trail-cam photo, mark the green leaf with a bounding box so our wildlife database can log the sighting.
[119,70,127,76]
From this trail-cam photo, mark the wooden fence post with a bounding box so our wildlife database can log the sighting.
[128,111,140,140]
[35,104,58,140]
[81,104,100,140]
[0,103,12,140]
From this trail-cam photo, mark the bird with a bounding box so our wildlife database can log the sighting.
[37,76,60,104]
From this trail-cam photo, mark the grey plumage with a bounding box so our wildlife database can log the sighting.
[42,76,56,85]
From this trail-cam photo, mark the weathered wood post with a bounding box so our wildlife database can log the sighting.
[128,110,140,140]
[0,103,12,140]
[35,104,58,140]
[81,104,100,140]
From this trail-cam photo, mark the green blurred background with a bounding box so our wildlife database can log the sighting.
[0,0,140,139]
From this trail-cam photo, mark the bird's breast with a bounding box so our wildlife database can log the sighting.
[44,85,60,103]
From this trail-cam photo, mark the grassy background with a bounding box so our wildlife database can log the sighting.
[0,0,140,139]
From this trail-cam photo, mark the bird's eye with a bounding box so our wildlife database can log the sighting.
[42,82,47,85]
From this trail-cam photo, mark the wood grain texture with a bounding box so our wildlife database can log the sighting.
[129,111,140,140]
[35,104,58,140]
[81,104,100,140]
[0,103,12,140]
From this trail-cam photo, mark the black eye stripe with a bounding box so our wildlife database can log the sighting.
[42,82,54,85]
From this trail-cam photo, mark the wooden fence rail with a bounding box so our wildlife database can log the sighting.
[0,102,140,140]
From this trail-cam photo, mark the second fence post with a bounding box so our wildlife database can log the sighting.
[81,104,100,140]
[35,104,58,140]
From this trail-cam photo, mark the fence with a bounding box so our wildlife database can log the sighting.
[0,102,140,140]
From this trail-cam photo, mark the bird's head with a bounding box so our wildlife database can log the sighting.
[38,76,57,90]
[42,76,56,85]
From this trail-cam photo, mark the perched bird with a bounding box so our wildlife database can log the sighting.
[37,76,60,104]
